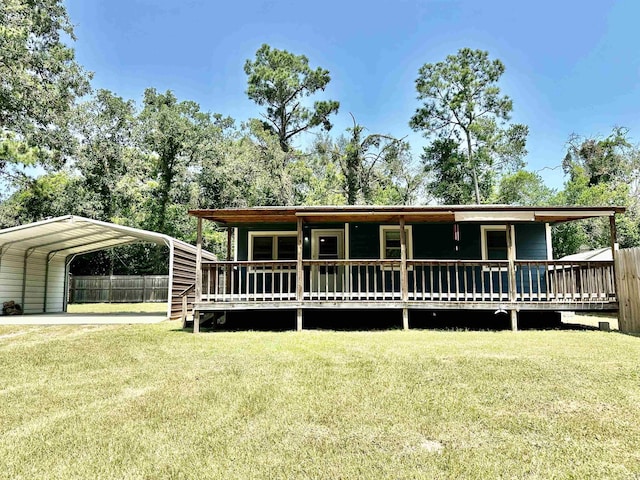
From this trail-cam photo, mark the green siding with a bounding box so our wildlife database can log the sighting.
[410,223,481,260]
[238,221,548,261]
[349,223,380,259]
[515,223,548,260]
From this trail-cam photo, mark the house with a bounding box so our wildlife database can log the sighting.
[187,205,624,332]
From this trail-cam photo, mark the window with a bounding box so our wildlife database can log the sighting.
[249,232,297,260]
[252,236,274,260]
[481,225,509,260]
[277,236,297,260]
[379,225,413,259]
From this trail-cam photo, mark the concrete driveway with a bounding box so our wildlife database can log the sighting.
[0,312,167,325]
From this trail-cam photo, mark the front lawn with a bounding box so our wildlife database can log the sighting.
[0,323,638,479]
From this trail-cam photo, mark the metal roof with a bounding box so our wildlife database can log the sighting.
[189,205,626,225]
[0,215,214,259]
[560,247,613,261]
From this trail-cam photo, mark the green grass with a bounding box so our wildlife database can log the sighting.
[1,323,639,479]
[66,302,167,314]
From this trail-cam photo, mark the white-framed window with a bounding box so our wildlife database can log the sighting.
[248,232,297,261]
[379,225,413,259]
[480,225,510,261]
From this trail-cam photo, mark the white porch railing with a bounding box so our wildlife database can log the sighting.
[200,259,616,305]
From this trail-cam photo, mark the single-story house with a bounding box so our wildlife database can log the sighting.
[187,205,624,331]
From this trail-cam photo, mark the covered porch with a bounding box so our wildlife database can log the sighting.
[188,206,623,331]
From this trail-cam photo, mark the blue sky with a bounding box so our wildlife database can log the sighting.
[65,0,640,190]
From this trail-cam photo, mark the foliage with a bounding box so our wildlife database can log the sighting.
[0,0,91,172]
[421,138,489,204]
[0,171,84,226]
[245,44,339,152]
[552,128,640,256]
[0,133,40,180]
[493,170,555,205]
[563,127,639,186]
[73,90,138,221]
[138,88,227,237]
[410,48,528,203]
[198,119,308,208]
[312,116,423,205]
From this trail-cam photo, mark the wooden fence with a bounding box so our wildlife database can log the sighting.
[69,275,169,303]
[616,247,640,333]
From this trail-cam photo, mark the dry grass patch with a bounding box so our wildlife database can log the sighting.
[66,302,166,314]
[0,324,639,479]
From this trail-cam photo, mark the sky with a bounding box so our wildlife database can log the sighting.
[65,0,640,190]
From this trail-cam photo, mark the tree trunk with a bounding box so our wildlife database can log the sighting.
[466,132,481,204]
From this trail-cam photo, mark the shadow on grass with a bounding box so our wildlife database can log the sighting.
[615,330,640,338]
[176,309,597,332]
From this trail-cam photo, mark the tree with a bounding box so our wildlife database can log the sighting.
[138,88,226,236]
[494,170,554,206]
[315,114,423,205]
[410,48,527,204]
[0,0,91,172]
[244,44,339,152]
[421,138,485,204]
[562,127,639,187]
[199,119,308,209]
[73,90,137,221]
[552,127,640,257]
[0,171,85,227]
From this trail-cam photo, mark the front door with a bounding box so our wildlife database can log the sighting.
[311,229,345,294]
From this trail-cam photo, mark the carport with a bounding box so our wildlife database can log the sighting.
[0,216,215,320]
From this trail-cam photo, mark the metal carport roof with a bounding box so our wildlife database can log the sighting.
[0,216,215,319]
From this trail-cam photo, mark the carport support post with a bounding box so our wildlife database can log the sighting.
[21,249,32,312]
[43,252,53,313]
[506,223,518,331]
[194,217,203,334]
[296,218,303,331]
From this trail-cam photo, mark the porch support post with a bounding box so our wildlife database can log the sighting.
[506,223,518,331]
[610,213,620,301]
[225,227,232,294]
[194,217,203,334]
[399,216,409,330]
[296,309,303,332]
[296,218,304,331]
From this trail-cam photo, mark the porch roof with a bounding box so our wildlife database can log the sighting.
[189,205,625,226]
